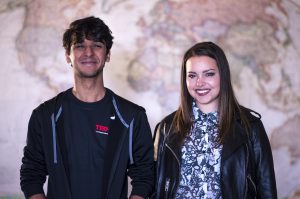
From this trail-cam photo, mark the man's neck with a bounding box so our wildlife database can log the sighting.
[73,77,106,103]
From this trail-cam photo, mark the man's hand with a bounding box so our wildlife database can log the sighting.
[29,194,46,199]
[130,195,144,199]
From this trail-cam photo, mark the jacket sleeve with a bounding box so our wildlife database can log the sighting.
[20,108,47,198]
[252,119,277,199]
[128,109,154,198]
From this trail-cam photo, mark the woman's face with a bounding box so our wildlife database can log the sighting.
[186,55,220,113]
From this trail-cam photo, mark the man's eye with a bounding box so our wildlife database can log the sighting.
[94,44,103,48]
[93,43,104,48]
[74,45,84,49]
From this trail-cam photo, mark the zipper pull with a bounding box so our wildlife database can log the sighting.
[165,178,170,191]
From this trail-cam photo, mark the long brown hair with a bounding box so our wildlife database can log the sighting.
[173,41,249,144]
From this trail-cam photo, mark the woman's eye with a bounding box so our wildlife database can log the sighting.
[206,72,215,77]
[188,74,196,78]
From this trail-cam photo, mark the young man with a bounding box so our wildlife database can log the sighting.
[20,16,154,199]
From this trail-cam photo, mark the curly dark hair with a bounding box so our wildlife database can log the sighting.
[63,16,114,55]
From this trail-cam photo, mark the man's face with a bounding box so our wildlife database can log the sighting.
[65,39,110,78]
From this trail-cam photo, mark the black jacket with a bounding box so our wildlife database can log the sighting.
[20,88,154,199]
[152,107,277,199]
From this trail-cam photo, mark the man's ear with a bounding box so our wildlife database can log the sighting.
[65,51,71,63]
[106,52,111,62]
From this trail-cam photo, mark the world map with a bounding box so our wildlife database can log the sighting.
[0,0,299,198]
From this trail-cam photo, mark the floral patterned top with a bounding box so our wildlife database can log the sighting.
[175,102,223,199]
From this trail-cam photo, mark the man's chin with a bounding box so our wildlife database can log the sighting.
[78,70,103,78]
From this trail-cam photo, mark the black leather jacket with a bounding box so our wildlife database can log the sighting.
[152,108,277,199]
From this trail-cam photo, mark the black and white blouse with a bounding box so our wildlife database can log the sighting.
[175,102,223,199]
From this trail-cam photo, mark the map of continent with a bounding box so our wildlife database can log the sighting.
[0,0,299,198]
[128,0,300,112]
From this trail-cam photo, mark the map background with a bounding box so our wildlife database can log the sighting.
[0,0,300,198]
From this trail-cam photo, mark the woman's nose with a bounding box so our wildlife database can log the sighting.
[196,76,204,86]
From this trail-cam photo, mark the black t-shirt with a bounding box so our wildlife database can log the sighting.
[64,88,113,198]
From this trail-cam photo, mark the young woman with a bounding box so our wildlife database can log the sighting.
[152,42,277,199]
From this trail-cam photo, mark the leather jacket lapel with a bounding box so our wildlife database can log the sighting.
[222,121,248,162]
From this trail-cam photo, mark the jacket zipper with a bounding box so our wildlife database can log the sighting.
[164,127,180,198]
[165,178,170,198]
[157,123,167,198]
[165,178,170,191]
[51,114,57,164]
[51,105,62,164]
[157,122,180,199]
